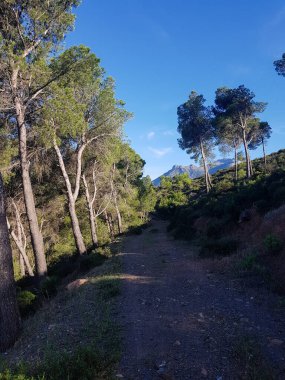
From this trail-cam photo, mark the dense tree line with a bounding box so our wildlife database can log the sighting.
[0,0,155,350]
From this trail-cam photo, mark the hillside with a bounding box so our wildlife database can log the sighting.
[153,158,234,186]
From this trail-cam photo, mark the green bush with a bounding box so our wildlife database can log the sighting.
[40,276,58,298]
[95,246,112,257]
[79,253,106,272]
[264,234,283,255]
[0,371,35,380]
[206,218,230,239]
[200,237,239,257]
[238,253,258,271]
[17,291,37,317]
[48,259,78,279]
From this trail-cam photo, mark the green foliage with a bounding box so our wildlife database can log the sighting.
[40,277,58,298]
[79,253,106,272]
[98,279,121,300]
[17,291,37,317]
[238,253,258,271]
[264,234,283,255]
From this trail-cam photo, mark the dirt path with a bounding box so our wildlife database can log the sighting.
[117,219,285,380]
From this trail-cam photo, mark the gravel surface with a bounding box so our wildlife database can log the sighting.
[117,219,285,380]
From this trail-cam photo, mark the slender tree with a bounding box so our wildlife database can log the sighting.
[249,121,272,172]
[213,113,242,181]
[214,86,266,178]
[0,173,21,351]
[40,49,129,254]
[177,92,214,193]
[0,0,80,276]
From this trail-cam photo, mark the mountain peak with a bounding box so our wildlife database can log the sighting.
[152,158,234,186]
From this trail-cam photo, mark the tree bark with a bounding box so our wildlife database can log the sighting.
[6,218,34,277]
[234,145,238,181]
[114,198,123,234]
[15,99,47,277]
[104,210,113,240]
[242,129,252,178]
[82,175,98,247]
[262,138,267,173]
[53,140,86,255]
[200,141,212,193]
[0,174,21,351]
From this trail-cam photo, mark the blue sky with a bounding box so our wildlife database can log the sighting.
[66,0,285,179]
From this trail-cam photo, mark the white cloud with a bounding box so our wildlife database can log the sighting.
[147,131,155,140]
[148,147,173,158]
[163,130,175,136]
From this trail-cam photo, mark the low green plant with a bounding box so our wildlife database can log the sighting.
[264,234,283,255]
[95,246,112,257]
[40,276,58,298]
[239,253,258,271]
[79,253,106,272]
[17,291,37,317]
[98,279,120,300]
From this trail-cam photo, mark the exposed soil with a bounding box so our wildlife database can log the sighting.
[117,219,285,380]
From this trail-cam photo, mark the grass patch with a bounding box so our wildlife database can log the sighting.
[1,257,122,380]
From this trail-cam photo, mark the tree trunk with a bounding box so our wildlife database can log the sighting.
[104,211,113,240]
[6,218,34,277]
[0,174,21,351]
[82,174,98,247]
[234,146,238,181]
[16,208,25,277]
[53,141,86,255]
[115,203,123,234]
[68,200,86,255]
[242,129,252,178]
[15,101,47,277]
[262,138,267,173]
[200,141,211,193]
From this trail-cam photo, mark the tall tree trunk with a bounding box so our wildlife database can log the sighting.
[104,210,114,240]
[16,206,26,277]
[114,198,123,234]
[262,138,267,173]
[0,174,21,351]
[15,101,47,276]
[234,145,238,181]
[242,129,252,178]
[6,218,34,277]
[200,141,211,193]
[68,200,86,255]
[82,174,98,247]
[53,141,86,255]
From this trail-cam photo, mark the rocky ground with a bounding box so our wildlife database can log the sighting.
[116,219,285,380]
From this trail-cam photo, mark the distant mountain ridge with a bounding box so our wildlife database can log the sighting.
[152,158,234,186]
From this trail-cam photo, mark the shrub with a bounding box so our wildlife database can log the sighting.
[200,237,239,257]
[48,259,78,279]
[79,253,106,272]
[17,290,37,317]
[95,246,112,257]
[238,253,257,271]
[40,276,58,298]
[206,218,229,239]
[264,234,283,255]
